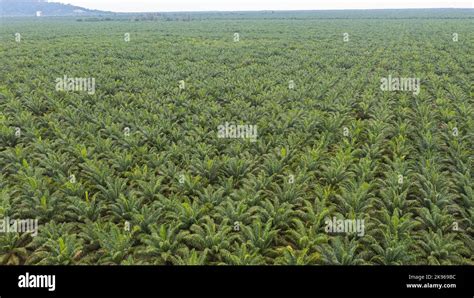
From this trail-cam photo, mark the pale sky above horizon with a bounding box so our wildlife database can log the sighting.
[55,0,473,13]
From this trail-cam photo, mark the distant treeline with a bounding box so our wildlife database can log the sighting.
[73,9,474,22]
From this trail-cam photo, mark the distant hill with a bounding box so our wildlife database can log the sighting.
[0,0,110,16]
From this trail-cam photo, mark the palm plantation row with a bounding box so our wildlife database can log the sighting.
[0,12,472,264]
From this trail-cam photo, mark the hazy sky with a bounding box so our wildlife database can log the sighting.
[56,0,473,12]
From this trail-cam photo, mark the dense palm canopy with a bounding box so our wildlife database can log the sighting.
[0,10,472,265]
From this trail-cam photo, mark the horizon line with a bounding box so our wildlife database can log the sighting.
[72,7,474,13]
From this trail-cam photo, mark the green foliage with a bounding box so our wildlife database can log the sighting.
[0,10,472,265]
